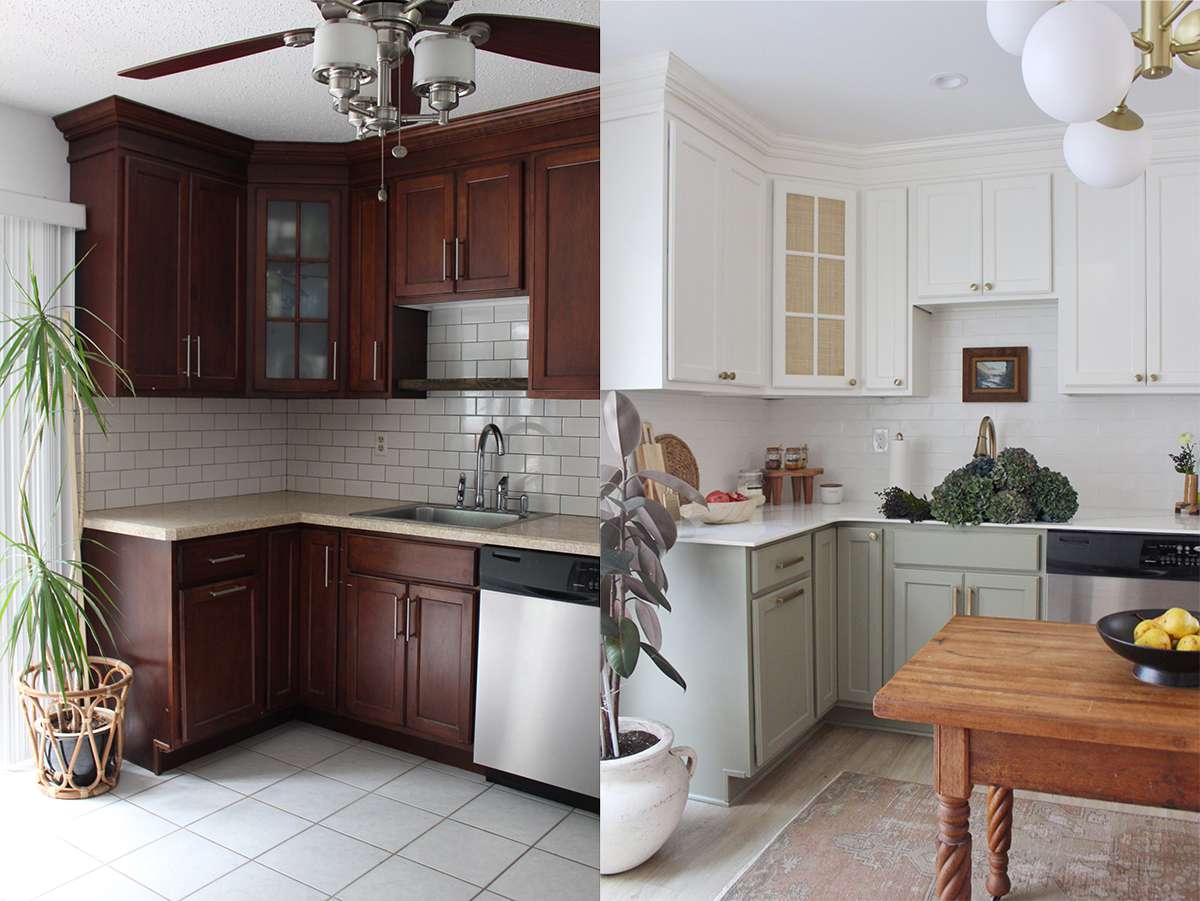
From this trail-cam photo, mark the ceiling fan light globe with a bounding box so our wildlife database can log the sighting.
[986,0,1055,56]
[1063,118,1152,189]
[411,31,476,109]
[1021,2,1131,123]
[312,18,378,85]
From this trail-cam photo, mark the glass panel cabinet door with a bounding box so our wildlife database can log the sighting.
[773,180,857,390]
[256,191,340,391]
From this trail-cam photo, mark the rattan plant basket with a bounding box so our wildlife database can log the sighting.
[17,656,132,799]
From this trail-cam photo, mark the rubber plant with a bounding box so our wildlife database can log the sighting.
[600,391,704,759]
[0,251,128,715]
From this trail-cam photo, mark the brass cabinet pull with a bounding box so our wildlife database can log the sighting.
[967,586,975,616]
[207,553,246,565]
[775,556,806,571]
[1135,373,1145,382]
[209,584,246,598]
[969,283,979,292]
[952,585,960,616]
[729,371,736,381]
[774,587,805,606]
[849,378,858,386]
[1150,373,1160,382]
[867,531,878,541]
[983,282,993,291]
[893,377,903,386]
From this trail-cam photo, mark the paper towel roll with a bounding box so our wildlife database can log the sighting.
[888,432,912,490]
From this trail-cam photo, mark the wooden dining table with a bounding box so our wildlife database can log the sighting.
[873,616,1200,901]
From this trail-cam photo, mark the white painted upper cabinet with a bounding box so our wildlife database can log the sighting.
[1146,162,1200,392]
[772,180,858,390]
[863,188,910,393]
[667,119,767,389]
[915,174,1051,301]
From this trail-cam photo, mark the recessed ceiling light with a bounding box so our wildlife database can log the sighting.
[930,72,969,90]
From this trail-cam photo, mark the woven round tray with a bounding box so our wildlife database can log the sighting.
[656,434,699,489]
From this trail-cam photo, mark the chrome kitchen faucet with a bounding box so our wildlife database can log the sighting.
[474,423,506,510]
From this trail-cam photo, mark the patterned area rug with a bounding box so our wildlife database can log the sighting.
[721,772,1200,900]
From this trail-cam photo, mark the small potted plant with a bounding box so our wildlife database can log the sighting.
[600,391,704,875]
[0,255,132,798]
[1170,432,1198,513]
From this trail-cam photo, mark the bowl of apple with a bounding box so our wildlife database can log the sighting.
[681,490,766,525]
[1096,607,1200,688]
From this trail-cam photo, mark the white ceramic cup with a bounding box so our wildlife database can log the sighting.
[819,483,844,504]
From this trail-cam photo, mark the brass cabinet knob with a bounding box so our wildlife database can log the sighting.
[867,531,878,541]
[1135,373,1145,382]
[969,283,979,292]
[893,377,903,386]
[848,377,858,386]
[983,282,993,291]
[717,371,727,380]
[1150,373,1160,382]
[729,371,736,381]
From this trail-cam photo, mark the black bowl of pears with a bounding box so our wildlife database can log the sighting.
[1097,608,1200,688]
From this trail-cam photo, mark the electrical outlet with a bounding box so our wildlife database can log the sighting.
[873,428,890,453]
[373,432,387,460]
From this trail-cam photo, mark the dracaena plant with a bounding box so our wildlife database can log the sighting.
[600,391,704,760]
[0,251,129,694]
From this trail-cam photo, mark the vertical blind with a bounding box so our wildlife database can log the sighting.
[0,215,74,765]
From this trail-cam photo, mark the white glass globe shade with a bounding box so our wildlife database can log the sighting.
[986,0,1055,55]
[312,19,378,77]
[1022,2,1132,123]
[1063,120,1152,189]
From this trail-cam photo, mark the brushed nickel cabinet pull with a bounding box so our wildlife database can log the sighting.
[184,335,191,377]
[324,546,330,588]
[206,553,246,565]
[393,595,401,640]
[371,341,378,382]
[405,595,413,642]
[775,587,806,606]
[441,239,448,281]
[331,341,338,379]
[195,335,201,378]
[775,556,806,571]
[209,584,246,598]
[454,238,461,280]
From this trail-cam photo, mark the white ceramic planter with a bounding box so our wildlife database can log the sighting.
[600,717,697,875]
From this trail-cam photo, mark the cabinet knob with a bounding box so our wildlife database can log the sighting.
[867,531,878,542]
[983,282,993,291]
[717,371,727,380]
[728,371,736,381]
[848,378,858,386]
[1150,373,1160,382]
[893,377,903,386]
[969,283,979,292]
[1135,373,1145,382]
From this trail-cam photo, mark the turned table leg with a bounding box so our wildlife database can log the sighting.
[803,475,815,504]
[936,794,972,900]
[986,786,1013,899]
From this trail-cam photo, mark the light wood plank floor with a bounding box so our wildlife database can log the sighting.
[600,723,1199,901]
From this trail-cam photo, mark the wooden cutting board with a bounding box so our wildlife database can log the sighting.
[635,423,680,519]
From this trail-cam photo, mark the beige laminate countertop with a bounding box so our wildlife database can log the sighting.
[83,491,600,556]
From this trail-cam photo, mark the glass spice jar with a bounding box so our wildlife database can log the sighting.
[765,447,783,470]
[737,469,764,497]
[785,446,806,470]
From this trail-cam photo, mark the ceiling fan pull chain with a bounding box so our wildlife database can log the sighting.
[378,132,388,203]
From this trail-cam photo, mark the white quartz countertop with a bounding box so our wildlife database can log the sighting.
[84,491,600,556]
[674,501,1200,548]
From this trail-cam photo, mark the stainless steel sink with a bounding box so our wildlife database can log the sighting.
[352,504,532,529]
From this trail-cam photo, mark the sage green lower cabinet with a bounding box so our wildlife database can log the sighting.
[966,571,1040,619]
[892,567,961,671]
[813,528,838,718]
[751,577,815,765]
[837,527,884,705]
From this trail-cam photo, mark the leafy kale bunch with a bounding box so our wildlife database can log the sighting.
[930,447,1079,525]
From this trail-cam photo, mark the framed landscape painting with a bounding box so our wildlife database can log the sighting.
[962,346,1029,402]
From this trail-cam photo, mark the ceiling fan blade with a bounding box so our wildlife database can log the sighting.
[392,53,423,116]
[453,14,599,73]
[118,29,314,80]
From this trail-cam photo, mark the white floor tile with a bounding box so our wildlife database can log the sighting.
[0,834,100,901]
[189,747,300,795]
[57,798,177,862]
[320,793,441,852]
[310,744,419,791]
[491,783,572,811]
[337,855,478,901]
[0,771,118,832]
[110,763,180,800]
[243,724,356,768]
[451,787,569,844]
[487,848,600,901]
[186,861,326,901]
[352,740,425,765]
[111,830,245,900]
[252,769,366,821]
[38,865,163,901]
[534,811,600,868]
[399,819,526,887]
[127,773,241,826]
[375,766,487,815]
[257,825,388,895]
[420,759,488,783]
[189,797,310,857]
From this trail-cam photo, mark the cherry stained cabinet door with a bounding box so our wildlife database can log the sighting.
[404,582,477,744]
[455,161,523,294]
[528,143,600,397]
[188,174,245,394]
[299,529,340,712]
[392,173,455,300]
[178,576,265,743]
[347,187,388,395]
[340,573,407,727]
[266,529,301,711]
[123,156,189,394]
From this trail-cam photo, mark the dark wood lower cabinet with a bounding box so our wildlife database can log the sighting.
[299,529,341,712]
[341,574,408,728]
[179,575,265,744]
[266,529,300,710]
[405,582,477,745]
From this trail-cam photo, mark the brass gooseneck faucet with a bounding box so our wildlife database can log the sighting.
[973,416,997,458]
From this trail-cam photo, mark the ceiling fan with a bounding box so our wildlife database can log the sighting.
[118,0,599,152]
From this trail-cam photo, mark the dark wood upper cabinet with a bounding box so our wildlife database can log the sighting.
[456,161,523,294]
[178,575,265,744]
[188,174,245,394]
[392,173,455,300]
[347,187,389,395]
[266,529,300,711]
[252,187,343,394]
[299,529,341,712]
[404,582,476,745]
[123,156,189,394]
[529,143,600,398]
[341,573,408,728]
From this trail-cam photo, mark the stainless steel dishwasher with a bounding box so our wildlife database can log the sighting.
[1046,530,1200,622]
[473,546,600,804]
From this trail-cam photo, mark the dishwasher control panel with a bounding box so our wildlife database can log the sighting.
[1141,539,1200,571]
[568,560,601,595]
